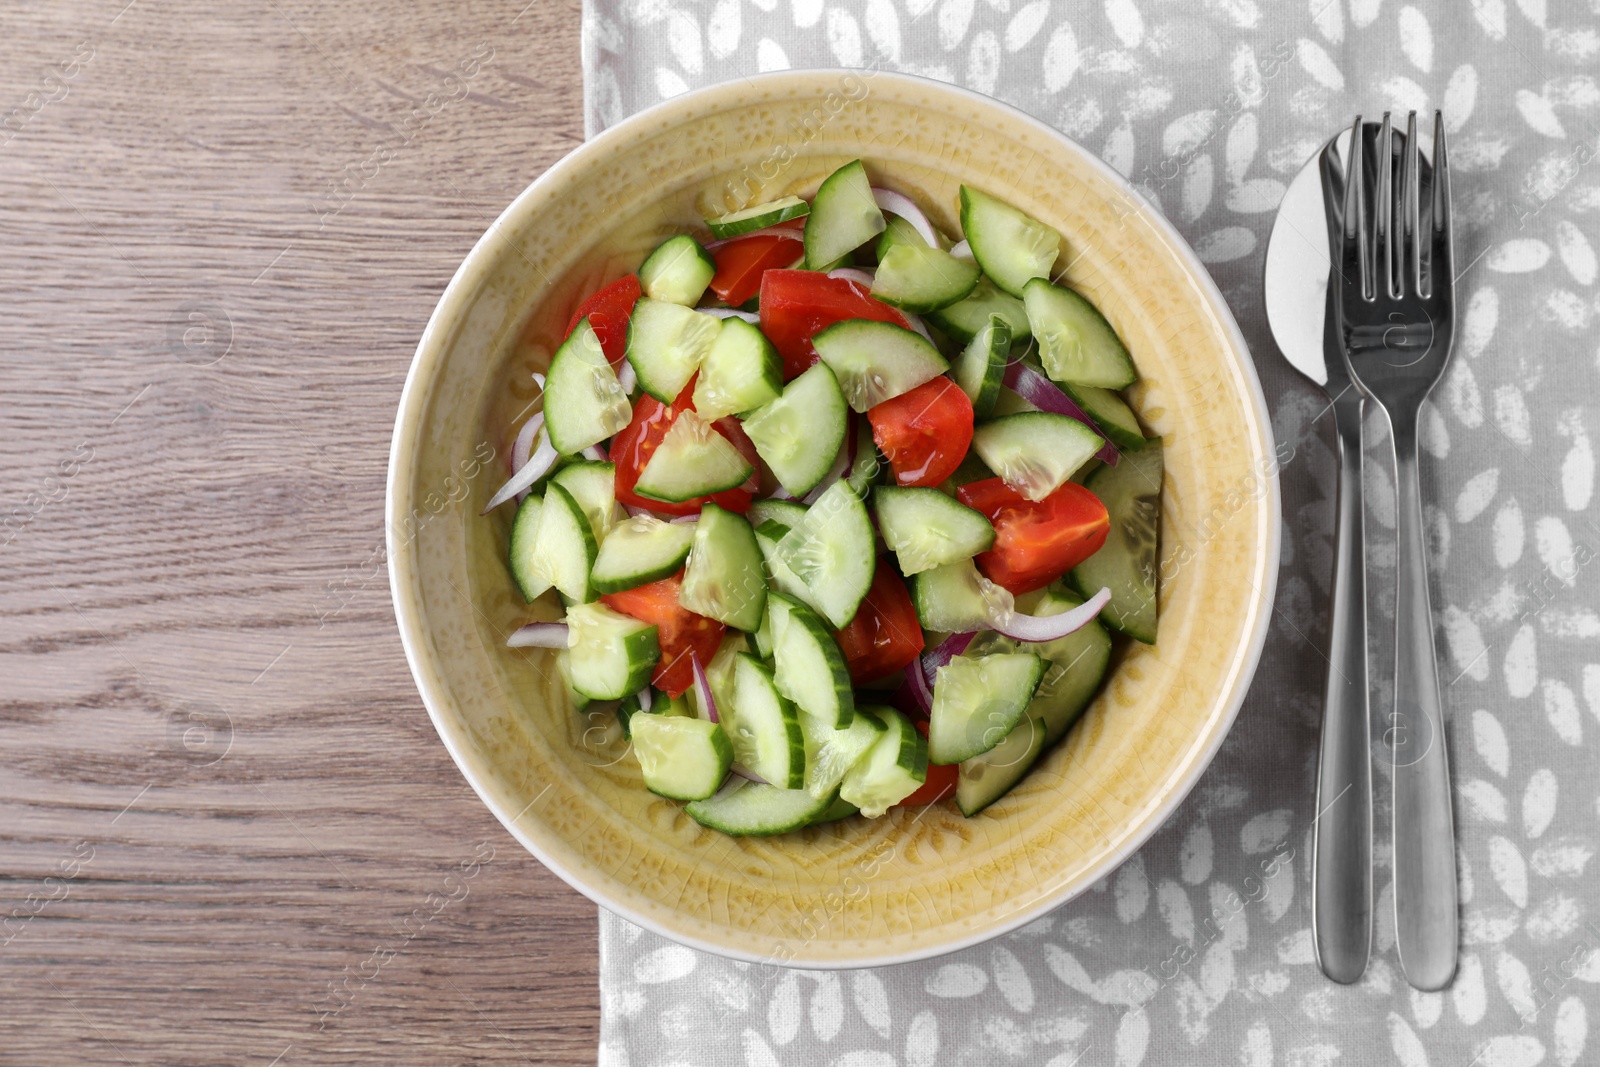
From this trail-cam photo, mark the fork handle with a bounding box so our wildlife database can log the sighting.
[1312,392,1373,984]
[1390,425,1458,991]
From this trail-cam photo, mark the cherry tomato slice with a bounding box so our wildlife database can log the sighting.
[956,478,1110,596]
[709,235,803,307]
[600,571,725,698]
[611,378,757,516]
[758,269,909,380]
[832,561,925,684]
[564,274,641,366]
[898,719,957,805]
[866,377,974,488]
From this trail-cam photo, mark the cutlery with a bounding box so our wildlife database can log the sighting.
[1322,112,1458,992]
[1264,130,1372,984]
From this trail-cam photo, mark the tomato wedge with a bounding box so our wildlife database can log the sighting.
[709,234,803,307]
[897,719,957,805]
[564,274,641,366]
[611,378,758,516]
[758,270,909,380]
[600,571,725,698]
[832,561,925,684]
[866,377,974,488]
[956,478,1111,596]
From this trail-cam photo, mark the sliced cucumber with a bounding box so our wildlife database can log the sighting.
[927,651,1046,764]
[959,186,1061,297]
[840,706,928,817]
[804,160,885,268]
[1059,381,1147,451]
[624,297,720,403]
[589,514,695,595]
[971,411,1105,502]
[774,479,877,629]
[874,486,994,575]
[874,214,933,260]
[968,589,1113,745]
[679,503,766,632]
[812,320,949,412]
[754,520,821,617]
[799,705,886,800]
[808,794,860,825]
[739,362,849,496]
[871,243,981,313]
[707,195,810,239]
[639,235,717,307]
[723,653,806,789]
[1022,278,1137,389]
[957,715,1047,816]
[910,558,1012,632]
[691,631,748,720]
[633,410,755,503]
[566,601,660,701]
[630,714,732,801]
[692,318,783,421]
[951,314,1010,418]
[508,493,553,602]
[845,416,882,495]
[747,498,809,529]
[1072,439,1161,644]
[528,482,598,602]
[544,318,633,454]
[550,460,624,544]
[927,275,1031,345]
[767,592,855,728]
[684,777,836,836]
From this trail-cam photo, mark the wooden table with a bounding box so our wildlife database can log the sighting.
[1,2,600,1062]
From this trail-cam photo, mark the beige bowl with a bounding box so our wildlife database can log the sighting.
[388,70,1279,967]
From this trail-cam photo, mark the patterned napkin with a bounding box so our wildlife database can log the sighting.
[582,2,1600,1064]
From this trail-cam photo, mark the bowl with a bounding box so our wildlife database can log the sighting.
[388,70,1279,967]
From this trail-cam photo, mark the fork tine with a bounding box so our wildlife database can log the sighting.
[1430,110,1453,298]
[1343,114,1370,300]
[1318,136,1346,264]
[1375,113,1394,299]
[1400,111,1420,297]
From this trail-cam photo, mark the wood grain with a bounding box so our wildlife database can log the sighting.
[0,2,601,1063]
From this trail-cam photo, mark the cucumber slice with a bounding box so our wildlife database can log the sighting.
[692,318,783,421]
[544,319,633,455]
[706,195,810,239]
[1071,439,1161,644]
[874,214,933,260]
[971,412,1105,502]
[956,715,1047,816]
[812,320,949,412]
[1022,278,1137,389]
[874,486,995,575]
[968,589,1113,746]
[804,160,885,269]
[680,503,767,631]
[528,482,598,602]
[639,235,716,307]
[773,480,877,629]
[747,498,809,529]
[725,653,805,789]
[871,243,981,313]
[634,410,755,503]
[799,704,886,799]
[589,514,695,595]
[684,777,836,836]
[508,493,553,602]
[690,631,748,720]
[927,652,1046,764]
[808,794,860,825]
[840,706,928,817]
[550,460,625,544]
[911,557,1013,632]
[624,297,720,403]
[845,416,882,495]
[566,601,660,701]
[630,714,733,801]
[555,649,588,713]
[754,520,821,617]
[767,592,855,728]
[927,275,1031,345]
[959,186,1061,297]
[739,362,849,496]
[951,314,1011,418]
[1058,382,1147,451]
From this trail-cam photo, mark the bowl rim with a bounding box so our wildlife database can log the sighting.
[387,68,1281,969]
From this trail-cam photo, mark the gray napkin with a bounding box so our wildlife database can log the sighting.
[583,2,1600,1063]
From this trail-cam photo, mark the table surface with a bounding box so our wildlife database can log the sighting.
[0,2,601,1063]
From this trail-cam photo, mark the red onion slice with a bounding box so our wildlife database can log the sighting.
[510,413,541,475]
[920,631,977,685]
[484,418,557,512]
[581,444,608,462]
[767,486,798,502]
[905,656,935,715]
[669,513,700,525]
[902,312,935,346]
[635,686,654,713]
[730,763,769,784]
[800,423,857,504]
[691,652,718,724]
[506,621,570,649]
[949,239,973,261]
[871,187,940,248]
[702,308,759,323]
[827,267,877,287]
[1002,359,1120,466]
[990,587,1112,642]
[616,360,638,395]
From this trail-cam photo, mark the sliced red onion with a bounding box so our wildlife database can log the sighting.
[989,587,1112,642]
[616,360,638,395]
[705,224,805,251]
[669,513,699,525]
[506,621,570,648]
[1003,359,1120,466]
[827,267,877,287]
[921,631,977,685]
[800,424,857,504]
[623,504,654,519]
[702,308,760,323]
[510,414,541,475]
[581,444,608,462]
[949,239,973,261]
[532,371,547,390]
[871,187,939,248]
[902,312,935,346]
[730,763,769,784]
[905,656,935,715]
[768,486,797,502]
[484,418,557,512]
[691,652,718,724]
[635,686,653,713]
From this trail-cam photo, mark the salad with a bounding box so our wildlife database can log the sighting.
[487,159,1162,837]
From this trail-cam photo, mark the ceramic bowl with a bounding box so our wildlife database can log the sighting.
[388,70,1279,967]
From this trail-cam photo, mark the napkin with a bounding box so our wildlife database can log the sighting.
[584,2,1600,1063]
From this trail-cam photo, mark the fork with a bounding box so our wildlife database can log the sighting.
[1323,111,1458,992]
